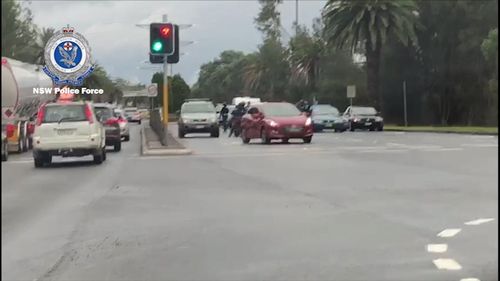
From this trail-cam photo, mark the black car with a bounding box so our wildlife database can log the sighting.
[94,103,122,151]
[343,106,384,131]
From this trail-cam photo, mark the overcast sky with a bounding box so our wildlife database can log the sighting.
[28,0,326,86]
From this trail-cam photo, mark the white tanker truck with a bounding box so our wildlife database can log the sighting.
[2,57,54,154]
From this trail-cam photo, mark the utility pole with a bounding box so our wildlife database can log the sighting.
[161,14,170,142]
[295,0,299,35]
[403,80,408,127]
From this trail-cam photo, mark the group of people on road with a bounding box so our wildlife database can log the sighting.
[219,101,248,137]
[219,99,313,138]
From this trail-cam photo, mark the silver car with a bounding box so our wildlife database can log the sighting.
[113,108,130,141]
[177,100,219,138]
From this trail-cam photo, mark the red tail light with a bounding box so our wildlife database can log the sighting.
[36,104,46,126]
[105,117,119,126]
[6,124,16,138]
[85,104,94,124]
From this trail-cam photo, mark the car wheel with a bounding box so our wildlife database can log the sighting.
[18,136,24,153]
[349,123,355,132]
[138,120,142,125]
[377,126,384,131]
[211,129,220,138]
[303,136,312,144]
[93,149,104,164]
[34,157,44,168]
[124,135,130,141]
[114,141,121,152]
[282,138,289,143]
[241,129,250,144]
[369,127,375,131]
[261,128,271,144]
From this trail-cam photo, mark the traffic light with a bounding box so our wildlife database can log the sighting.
[150,23,175,55]
[149,24,179,64]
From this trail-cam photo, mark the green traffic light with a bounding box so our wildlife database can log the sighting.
[152,41,163,52]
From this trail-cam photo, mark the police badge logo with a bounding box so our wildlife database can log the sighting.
[43,25,95,86]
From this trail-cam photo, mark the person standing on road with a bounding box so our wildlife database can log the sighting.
[228,102,247,137]
[220,103,229,132]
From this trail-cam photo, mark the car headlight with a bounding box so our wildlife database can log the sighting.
[305,118,312,126]
[353,118,360,122]
[268,120,278,127]
[375,116,383,122]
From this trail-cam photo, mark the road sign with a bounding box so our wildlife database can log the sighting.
[347,85,356,98]
[148,83,158,97]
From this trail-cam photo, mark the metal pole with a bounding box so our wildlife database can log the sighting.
[350,97,353,108]
[161,14,169,144]
[295,0,299,34]
[403,80,408,127]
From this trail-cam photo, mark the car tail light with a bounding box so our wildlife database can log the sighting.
[36,104,46,126]
[6,123,16,138]
[85,104,94,124]
[105,117,119,126]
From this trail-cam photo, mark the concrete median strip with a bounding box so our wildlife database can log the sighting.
[140,125,192,156]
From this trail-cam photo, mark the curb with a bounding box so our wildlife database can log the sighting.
[140,126,193,156]
[384,128,498,136]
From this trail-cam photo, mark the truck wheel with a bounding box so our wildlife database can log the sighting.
[2,147,8,162]
[23,135,29,152]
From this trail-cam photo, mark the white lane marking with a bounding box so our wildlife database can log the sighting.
[432,258,462,270]
[421,148,464,152]
[426,244,448,253]
[461,143,498,147]
[358,149,407,153]
[460,278,480,281]
[2,160,32,164]
[437,228,461,237]
[464,218,495,226]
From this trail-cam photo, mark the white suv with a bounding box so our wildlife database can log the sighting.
[32,101,106,167]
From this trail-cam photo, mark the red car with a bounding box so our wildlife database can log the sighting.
[240,102,313,144]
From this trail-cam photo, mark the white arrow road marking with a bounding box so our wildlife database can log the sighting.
[460,278,480,281]
[433,258,462,270]
[464,218,495,225]
[426,244,448,253]
[437,228,461,237]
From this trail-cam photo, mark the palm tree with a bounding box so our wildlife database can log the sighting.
[322,0,421,110]
[288,25,324,97]
[34,27,55,65]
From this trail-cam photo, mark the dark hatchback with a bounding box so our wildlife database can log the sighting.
[94,103,122,151]
[343,106,384,131]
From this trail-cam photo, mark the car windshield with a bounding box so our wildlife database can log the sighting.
[94,107,113,120]
[43,105,86,123]
[261,103,301,117]
[313,105,339,116]
[182,102,215,113]
[351,107,377,115]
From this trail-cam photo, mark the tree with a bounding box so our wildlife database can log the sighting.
[34,27,55,65]
[1,0,39,63]
[322,0,421,111]
[152,73,191,112]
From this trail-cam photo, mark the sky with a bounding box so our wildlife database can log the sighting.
[27,0,327,86]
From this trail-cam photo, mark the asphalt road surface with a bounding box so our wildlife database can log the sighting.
[2,123,498,281]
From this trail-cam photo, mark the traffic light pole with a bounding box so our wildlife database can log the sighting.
[161,14,169,145]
